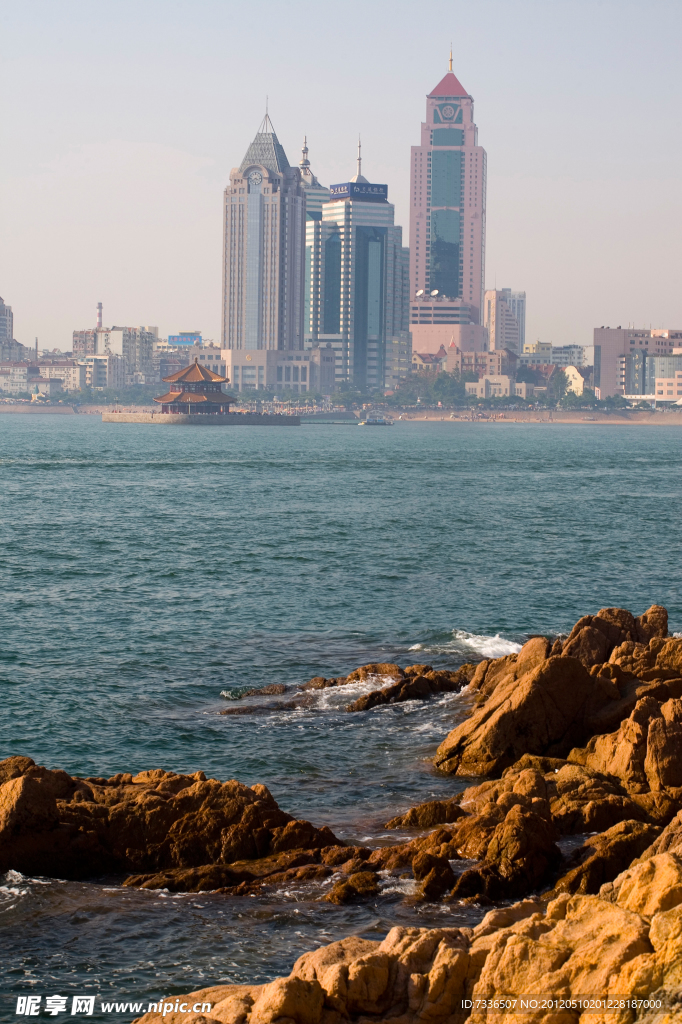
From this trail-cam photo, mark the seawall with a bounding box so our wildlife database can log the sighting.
[101,411,300,426]
[0,405,76,414]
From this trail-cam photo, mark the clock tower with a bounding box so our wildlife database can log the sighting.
[222,113,306,351]
[409,57,487,354]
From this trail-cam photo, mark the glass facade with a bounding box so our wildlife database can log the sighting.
[430,209,460,298]
[323,232,342,334]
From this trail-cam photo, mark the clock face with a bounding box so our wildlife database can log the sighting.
[248,171,263,186]
[441,105,456,119]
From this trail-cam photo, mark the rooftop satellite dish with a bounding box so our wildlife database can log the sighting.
[430,289,439,296]
[416,289,424,296]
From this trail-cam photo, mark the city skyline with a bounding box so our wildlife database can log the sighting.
[2,0,681,350]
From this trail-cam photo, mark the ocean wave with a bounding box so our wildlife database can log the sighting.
[409,629,522,660]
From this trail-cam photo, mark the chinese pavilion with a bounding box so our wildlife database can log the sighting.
[154,359,235,414]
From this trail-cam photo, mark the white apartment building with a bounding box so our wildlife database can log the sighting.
[38,362,86,392]
[82,354,126,390]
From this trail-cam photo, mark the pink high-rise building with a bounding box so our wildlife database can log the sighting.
[410,57,487,353]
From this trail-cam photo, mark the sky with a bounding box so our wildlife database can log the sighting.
[1,0,681,351]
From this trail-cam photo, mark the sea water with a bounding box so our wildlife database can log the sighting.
[0,415,680,1017]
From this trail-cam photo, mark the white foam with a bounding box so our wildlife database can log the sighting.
[409,629,522,660]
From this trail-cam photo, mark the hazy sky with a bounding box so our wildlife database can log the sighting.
[1,0,681,350]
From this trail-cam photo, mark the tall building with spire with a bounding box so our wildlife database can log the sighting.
[299,138,331,347]
[309,143,409,390]
[409,54,487,353]
[222,114,306,350]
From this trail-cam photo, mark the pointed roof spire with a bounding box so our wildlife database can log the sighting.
[300,135,310,169]
[429,50,468,98]
[350,135,369,184]
[239,106,291,175]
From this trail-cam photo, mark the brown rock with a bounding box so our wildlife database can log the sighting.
[324,870,379,904]
[550,820,662,896]
[562,625,612,667]
[0,757,342,883]
[346,664,474,713]
[570,696,682,795]
[411,851,456,899]
[599,852,682,916]
[344,662,404,683]
[635,603,669,643]
[239,684,287,697]
[634,810,682,860]
[384,797,465,829]
[298,676,350,691]
[132,884,682,1024]
[434,656,613,776]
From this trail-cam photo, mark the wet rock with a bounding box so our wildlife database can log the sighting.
[298,676,350,691]
[549,820,662,897]
[324,870,379,904]
[320,845,370,866]
[411,850,456,899]
[434,655,613,775]
[219,701,302,715]
[239,684,288,697]
[347,664,475,713]
[384,797,465,829]
[345,662,404,683]
[0,757,343,883]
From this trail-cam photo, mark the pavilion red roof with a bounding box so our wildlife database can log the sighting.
[162,359,228,384]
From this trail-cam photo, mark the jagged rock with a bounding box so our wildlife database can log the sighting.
[599,852,682,916]
[323,870,379,904]
[132,868,682,1023]
[549,820,662,896]
[384,797,465,829]
[345,662,404,683]
[635,810,682,860]
[449,805,560,901]
[346,665,475,713]
[569,696,682,793]
[0,756,342,883]
[412,851,456,899]
[434,656,614,775]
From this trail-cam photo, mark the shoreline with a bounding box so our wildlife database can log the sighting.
[4,604,682,1022]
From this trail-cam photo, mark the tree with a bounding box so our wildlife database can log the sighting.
[547,370,568,406]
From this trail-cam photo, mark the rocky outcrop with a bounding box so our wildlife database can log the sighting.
[569,696,682,793]
[132,850,682,1024]
[549,820,662,896]
[299,662,476,709]
[434,654,613,775]
[0,756,342,884]
[385,797,466,829]
[347,665,475,712]
[435,608,680,777]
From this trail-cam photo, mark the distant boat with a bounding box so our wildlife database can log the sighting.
[358,414,394,426]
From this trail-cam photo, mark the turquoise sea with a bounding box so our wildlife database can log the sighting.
[1,415,681,1018]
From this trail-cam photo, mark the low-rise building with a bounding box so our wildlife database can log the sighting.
[221,345,336,394]
[447,344,518,379]
[412,346,448,373]
[0,362,42,394]
[37,361,86,392]
[564,365,586,396]
[29,377,63,397]
[465,374,514,398]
